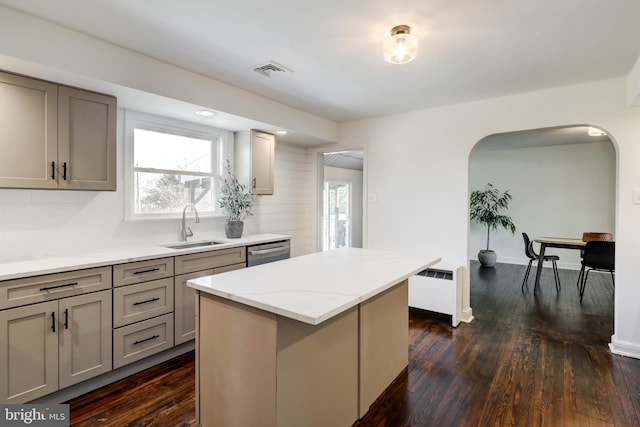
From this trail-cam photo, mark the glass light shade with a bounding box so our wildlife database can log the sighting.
[384,26,418,64]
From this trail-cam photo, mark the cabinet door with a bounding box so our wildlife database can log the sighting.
[175,263,245,345]
[0,301,59,403]
[57,86,117,191]
[175,269,213,345]
[58,290,112,389]
[0,71,58,189]
[251,131,275,195]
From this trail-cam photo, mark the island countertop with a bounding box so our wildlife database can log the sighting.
[187,247,440,325]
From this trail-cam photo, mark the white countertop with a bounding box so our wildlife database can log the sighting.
[188,247,440,325]
[0,233,289,281]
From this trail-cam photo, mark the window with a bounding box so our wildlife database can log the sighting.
[125,111,232,219]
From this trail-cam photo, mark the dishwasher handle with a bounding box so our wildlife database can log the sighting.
[248,246,289,256]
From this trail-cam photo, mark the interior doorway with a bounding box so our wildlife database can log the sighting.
[319,150,364,251]
[468,124,617,343]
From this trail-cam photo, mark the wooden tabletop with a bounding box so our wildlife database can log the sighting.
[534,237,586,246]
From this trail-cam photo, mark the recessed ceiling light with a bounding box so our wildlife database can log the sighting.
[276,130,288,135]
[196,110,216,117]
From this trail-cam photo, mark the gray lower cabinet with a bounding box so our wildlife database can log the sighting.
[174,247,246,345]
[0,244,252,403]
[113,313,174,369]
[0,290,112,403]
[112,257,175,369]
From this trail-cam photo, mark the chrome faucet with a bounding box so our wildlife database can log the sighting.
[181,203,200,241]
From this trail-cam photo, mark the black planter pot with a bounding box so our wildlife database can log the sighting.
[478,250,497,267]
[224,220,244,238]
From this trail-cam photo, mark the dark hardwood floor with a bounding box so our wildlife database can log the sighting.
[68,262,640,426]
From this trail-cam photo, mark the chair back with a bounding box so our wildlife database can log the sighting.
[582,232,614,242]
[522,232,537,259]
[583,240,615,270]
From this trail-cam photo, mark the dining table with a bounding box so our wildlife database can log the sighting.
[532,237,586,293]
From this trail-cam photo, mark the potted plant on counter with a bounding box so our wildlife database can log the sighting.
[470,183,516,267]
[218,159,254,238]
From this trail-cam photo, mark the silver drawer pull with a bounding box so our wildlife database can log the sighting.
[133,267,160,275]
[248,246,288,256]
[133,297,160,306]
[40,282,78,292]
[133,334,160,345]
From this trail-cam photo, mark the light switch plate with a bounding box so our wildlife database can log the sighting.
[633,190,640,205]
[368,192,377,203]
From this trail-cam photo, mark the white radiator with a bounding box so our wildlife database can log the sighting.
[408,263,463,327]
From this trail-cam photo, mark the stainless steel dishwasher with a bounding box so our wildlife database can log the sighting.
[247,240,290,267]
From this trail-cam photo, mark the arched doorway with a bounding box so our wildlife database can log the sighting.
[468,124,616,343]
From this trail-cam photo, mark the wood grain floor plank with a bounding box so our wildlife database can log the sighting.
[68,261,640,427]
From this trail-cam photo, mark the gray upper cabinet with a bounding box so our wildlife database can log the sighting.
[0,70,117,191]
[0,71,58,189]
[58,86,117,190]
[235,130,275,195]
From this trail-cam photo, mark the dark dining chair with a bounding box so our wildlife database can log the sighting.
[521,232,561,293]
[577,240,615,303]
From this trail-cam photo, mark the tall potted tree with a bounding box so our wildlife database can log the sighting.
[470,183,516,267]
[218,159,254,238]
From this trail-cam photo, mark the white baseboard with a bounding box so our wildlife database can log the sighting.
[471,255,581,271]
[609,335,640,359]
[460,307,474,324]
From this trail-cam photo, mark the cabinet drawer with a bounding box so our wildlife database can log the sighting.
[0,267,112,310]
[113,278,174,328]
[175,247,246,275]
[113,313,174,369]
[113,258,174,287]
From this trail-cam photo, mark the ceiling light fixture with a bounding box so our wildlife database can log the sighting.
[384,25,418,64]
[275,130,288,135]
[196,110,216,117]
[587,127,606,136]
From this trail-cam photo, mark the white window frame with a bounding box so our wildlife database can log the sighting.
[124,110,233,220]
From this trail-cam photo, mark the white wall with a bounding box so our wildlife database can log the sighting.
[323,166,364,248]
[0,111,315,261]
[339,78,640,358]
[2,4,640,359]
[247,143,315,257]
[469,141,616,268]
[0,5,337,144]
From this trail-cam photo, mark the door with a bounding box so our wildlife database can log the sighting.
[251,130,275,195]
[323,181,352,250]
[58,86,117,190]
[320,150,364,251]
[0,71,58,189]
[58,290,112,389]
[0,301,59,403]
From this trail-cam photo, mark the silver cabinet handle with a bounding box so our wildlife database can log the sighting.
[248,246,288,256]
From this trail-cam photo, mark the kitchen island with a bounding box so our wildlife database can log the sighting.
[187,247,440,427]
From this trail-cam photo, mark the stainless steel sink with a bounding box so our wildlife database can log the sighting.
[162,240,224,250]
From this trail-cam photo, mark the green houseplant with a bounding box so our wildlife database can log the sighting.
[470,183,516,267]
[218,159,254,238]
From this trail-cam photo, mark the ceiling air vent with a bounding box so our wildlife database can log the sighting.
[252,60,293,78]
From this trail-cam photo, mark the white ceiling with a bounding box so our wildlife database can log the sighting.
[475,126,612,151]
[1,0,640,126]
